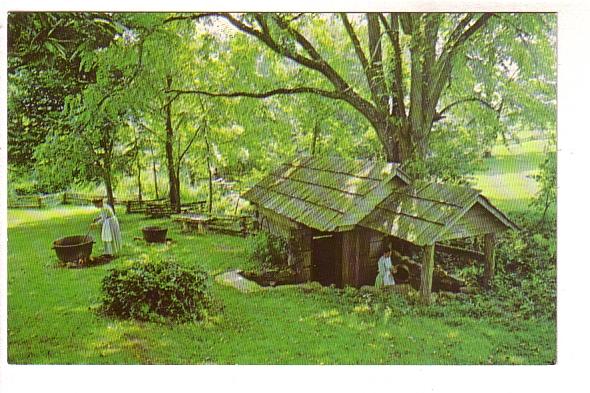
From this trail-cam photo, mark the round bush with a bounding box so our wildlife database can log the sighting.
[100,259,213,323]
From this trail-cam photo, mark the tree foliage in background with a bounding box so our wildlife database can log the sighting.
[7,12,116,166]
[167,13,556,176]
[8,12,556,203]
[531,133,557,226]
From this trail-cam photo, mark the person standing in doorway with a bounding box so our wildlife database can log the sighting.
[375,245,397,288]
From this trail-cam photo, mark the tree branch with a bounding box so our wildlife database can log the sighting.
[435,97,500,120]
[177,124,203,165]
[429,13,493,115]
[339,13,369,77]
[163,12,223,24]
[366,13,389,109]
[166,86,346,100]
[379,13,406,118]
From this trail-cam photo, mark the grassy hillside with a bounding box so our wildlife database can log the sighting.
[471,137,552,213]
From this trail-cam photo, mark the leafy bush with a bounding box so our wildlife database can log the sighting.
[100,259,214,323]
[449,210,557,320]
[247,232,288,270]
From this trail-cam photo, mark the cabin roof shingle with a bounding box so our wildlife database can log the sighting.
[243,156,517,244]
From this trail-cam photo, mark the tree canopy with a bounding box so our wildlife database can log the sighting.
[7,12,556,204]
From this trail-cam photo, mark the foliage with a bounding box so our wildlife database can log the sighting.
[7,12,116,166]
[246,232,289,270]
[531,133,557,222]
[100,258,214,323]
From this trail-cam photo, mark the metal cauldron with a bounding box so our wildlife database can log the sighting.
[142,226,168,243]
[52,235,94,263]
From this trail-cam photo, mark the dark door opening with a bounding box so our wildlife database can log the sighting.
[312,233,342,287]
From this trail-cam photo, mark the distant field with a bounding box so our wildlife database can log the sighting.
[471,138,553,213]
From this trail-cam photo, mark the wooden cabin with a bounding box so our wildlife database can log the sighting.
[243,156,518,302]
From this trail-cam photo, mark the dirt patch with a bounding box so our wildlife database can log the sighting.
[133,236,176,245]
[58,254,117,269]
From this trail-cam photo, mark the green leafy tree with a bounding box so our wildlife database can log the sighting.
[167,13,556,173]
[7,12,116,166]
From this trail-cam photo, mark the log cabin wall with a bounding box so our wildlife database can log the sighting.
[257,206,297,239]
[256,206,313,282]
[341,230,358,286]
[294,225,313,282]
[340,227,384,287]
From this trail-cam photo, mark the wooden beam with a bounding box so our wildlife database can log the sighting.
[483,233,496,287]
[420,244,435,304]
[435,243,485,262]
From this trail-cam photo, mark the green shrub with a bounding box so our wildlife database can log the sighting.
[448,210,557,320]
[247,232,288,269]
[100,259,214,323]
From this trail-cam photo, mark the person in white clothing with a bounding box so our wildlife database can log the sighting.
[375,245,397,288]
[91,198,122,256]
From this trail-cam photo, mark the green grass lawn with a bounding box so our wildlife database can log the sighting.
[7,204,555,364]
[471,138,552,213]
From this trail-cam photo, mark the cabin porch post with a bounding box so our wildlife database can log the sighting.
[483,233,496,288]
[420,244,435,304]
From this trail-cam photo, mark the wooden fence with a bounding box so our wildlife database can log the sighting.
[8,193,62,208]
[10,192,135,208]
[173,213,256,236]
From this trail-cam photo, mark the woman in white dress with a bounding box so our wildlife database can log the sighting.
[375,246,397,288]
[91,198,122,256]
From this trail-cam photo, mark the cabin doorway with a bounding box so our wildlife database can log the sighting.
[311,233,342,287]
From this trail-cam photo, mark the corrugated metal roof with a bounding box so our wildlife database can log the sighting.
[243,156,517,243]
[242,156,409,232]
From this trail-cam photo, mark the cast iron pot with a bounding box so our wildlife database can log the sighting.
[142,226,168,243]
[52,235,94,263]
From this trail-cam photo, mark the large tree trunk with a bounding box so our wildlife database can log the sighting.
[103,169,115,213]
[101,123,116,211]
[164,76,180,212]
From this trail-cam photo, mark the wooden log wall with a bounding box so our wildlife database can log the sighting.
[256,207,312,283]
[289,225,313,283]
[341,231,359,286]
[257,206,298,239]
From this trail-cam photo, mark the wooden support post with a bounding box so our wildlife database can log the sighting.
[483,233,496,288]
[420,244,435,304]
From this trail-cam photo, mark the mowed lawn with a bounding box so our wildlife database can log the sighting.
[7,139,556,364]
[7,202,555,365]
[471,137,552,213]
